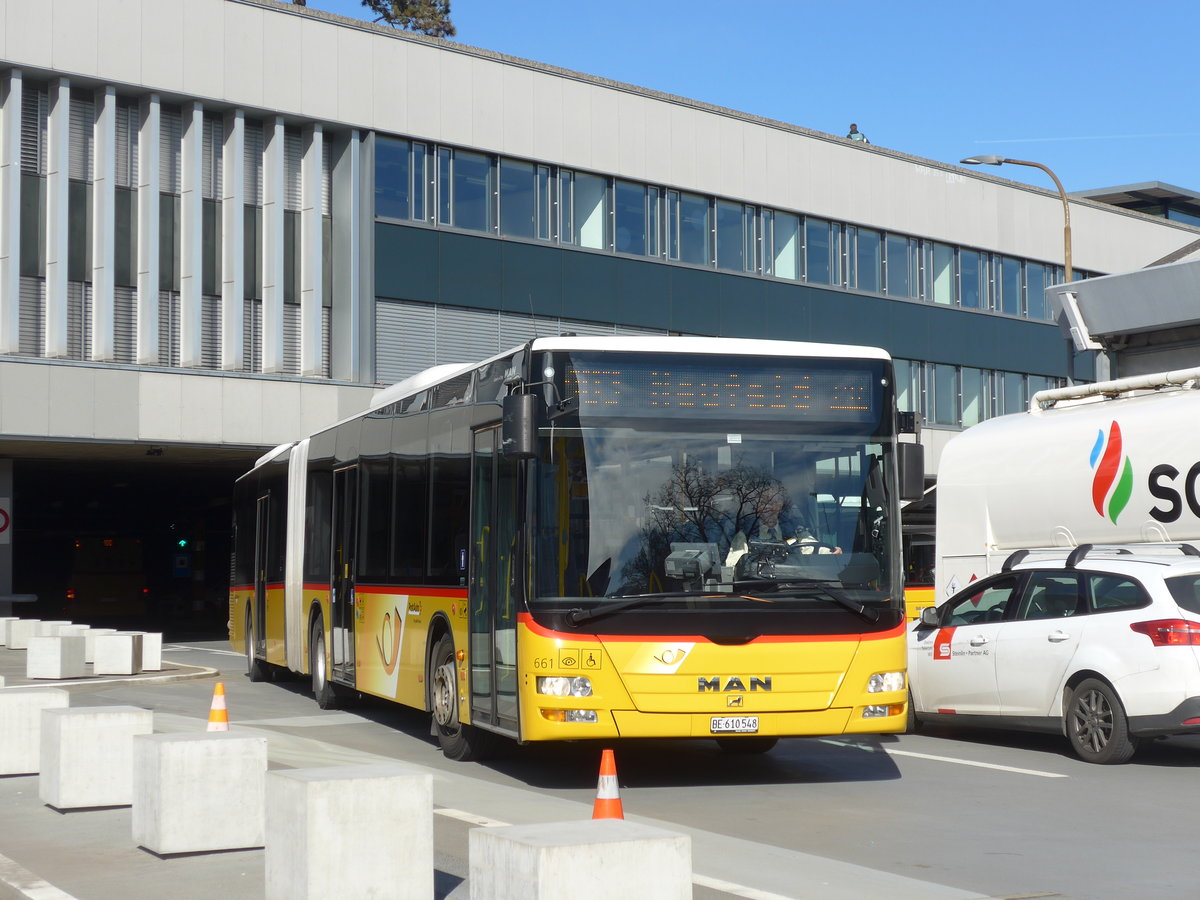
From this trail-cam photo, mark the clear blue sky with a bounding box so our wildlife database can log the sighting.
[304,0,1197,195]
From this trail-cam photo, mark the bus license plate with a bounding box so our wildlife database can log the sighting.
[710,716,758,734]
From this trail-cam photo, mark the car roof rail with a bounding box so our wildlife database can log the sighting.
[1183,543,1200,557]
[1066,544,1095,569]
[1001,549,1031,572]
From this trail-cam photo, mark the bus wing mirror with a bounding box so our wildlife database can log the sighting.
[898,441,925,501]
[501,394,538,458]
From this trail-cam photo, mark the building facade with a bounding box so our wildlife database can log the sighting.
[0,0,1197,618]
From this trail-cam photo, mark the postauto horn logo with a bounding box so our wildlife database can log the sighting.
[1090,421,1133,524]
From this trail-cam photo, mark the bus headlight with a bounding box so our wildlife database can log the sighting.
[536,676,593,697]
[867,671,905,693]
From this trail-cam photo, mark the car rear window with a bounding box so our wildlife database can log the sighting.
[1166,576,1200,615]
[1088,574,1151,612]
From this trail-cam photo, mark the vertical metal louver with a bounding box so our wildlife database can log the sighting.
[243,119,263,206]
[202,115,223,200]
[282,303,300,375]
[113,287,136,363]
[67,281,92,360]
[322,139,332,217]
[159,107,182,194]
[283,130,301,211]
[374,300,435,384]
[321,307,331,378]
[18,277,44,356]
[436,305,501,364]
[114,99,139,189]
[20,85,47,175]
[68,97,94,182]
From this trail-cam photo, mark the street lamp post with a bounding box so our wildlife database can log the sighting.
[961,155,1073,283]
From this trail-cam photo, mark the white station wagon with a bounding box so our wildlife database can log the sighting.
[908,544,1200,763]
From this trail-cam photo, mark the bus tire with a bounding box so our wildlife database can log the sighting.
[245,609,269,683]
[716,737,778,754]
[429,635,497,761]
[310,620,339,710]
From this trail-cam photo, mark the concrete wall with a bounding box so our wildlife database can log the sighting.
[0,0,1194,278]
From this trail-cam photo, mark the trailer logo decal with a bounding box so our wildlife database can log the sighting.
[1091,422,1133,524]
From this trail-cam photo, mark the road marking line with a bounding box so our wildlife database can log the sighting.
[164,644,243,657]
[435,809,798,898]
[820,739,1067,778]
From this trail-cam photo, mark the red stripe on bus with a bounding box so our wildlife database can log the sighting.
[517,612,905,643]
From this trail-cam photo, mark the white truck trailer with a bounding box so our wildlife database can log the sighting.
[934,367,1200,603]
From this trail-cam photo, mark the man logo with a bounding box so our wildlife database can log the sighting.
[697,676,771,692]
[727,695,744,708]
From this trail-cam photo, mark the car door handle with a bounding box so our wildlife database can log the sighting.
[1047,631,1071,643]
[969,636,989,647]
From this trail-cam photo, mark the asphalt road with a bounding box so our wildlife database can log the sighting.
[10,639,1200,899]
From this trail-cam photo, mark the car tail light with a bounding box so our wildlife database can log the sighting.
[1130,619,1200,646]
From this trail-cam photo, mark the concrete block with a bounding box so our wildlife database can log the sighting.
[39,706,154,809]
[0,689,70,775]
[0,675,6,687]
[0,616,16,646]
[33,621,72,637]
[265,765,433,900]
[132,732,268,855]
[84,628,117,663]
[6,619,40,650]
[469,819,692,900]
[123,631,163,671]
[93,632,143,676]
[26,635,87,680]
[56,624,89,637]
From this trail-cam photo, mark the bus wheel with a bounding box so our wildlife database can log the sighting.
[429,635,497,761]
[715,737,778,754]
[245,610,268,683]
[310,620,339,710]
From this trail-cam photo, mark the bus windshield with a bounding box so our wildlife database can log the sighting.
[530,352,900,631]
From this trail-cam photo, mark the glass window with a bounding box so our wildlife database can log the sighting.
[805,217,832,284]
[392,456,429,580]
[574,171,607,249]
[437,147,451,226]
[499,159,536,239]
[961,367,985,427]
[943,577,1016,625]
[715,200,746,272]
[1026,262,1049,320]
[537,165,551,241]
[854,227,881,293]
[895,359,922,416]
[375,136,411,220]
[614,180,648,256]
[885,234,915,298]
[558,169,573,244]
[999,256,1022,315]
[671,191,709,265]
[932,364,958,426]
[1001,371,1025,415]
[412,143,427,222]
[1018,573,1083,620]
[770,211,799,280]
[358,458,392,581]
[451,150,491,233]
[927,242,954,304]
[647,187,661,258]
[960,249,984,309]
[1027,375,1052,401]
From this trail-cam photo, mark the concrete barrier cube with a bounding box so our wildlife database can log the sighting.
[0,689,70,775]
[0,616,17,646]
[6,619,40,650]
[132,733,267,855]
[84,628,117,663]
[122,631,163,671]
[33,621,72,637]
[40,706,154,809]
[265,765,433,900]
[469,819,692,900]
[93,632,143,676]
[26,635,87,680]
[55,624,89,637]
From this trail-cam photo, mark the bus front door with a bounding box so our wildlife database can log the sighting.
[469,428,519,735]
[330,465,358,686]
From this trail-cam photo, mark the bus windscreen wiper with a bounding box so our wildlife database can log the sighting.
[565,591,719,626]
[737,578,881,623]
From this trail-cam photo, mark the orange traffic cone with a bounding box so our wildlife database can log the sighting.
[206,682,229,732]
[591,748,623,819]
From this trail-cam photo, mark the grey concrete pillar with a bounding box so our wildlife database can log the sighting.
[0,70,21,354]
[136,93,161,364]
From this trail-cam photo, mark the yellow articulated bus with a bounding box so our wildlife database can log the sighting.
[230,336,924,760]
